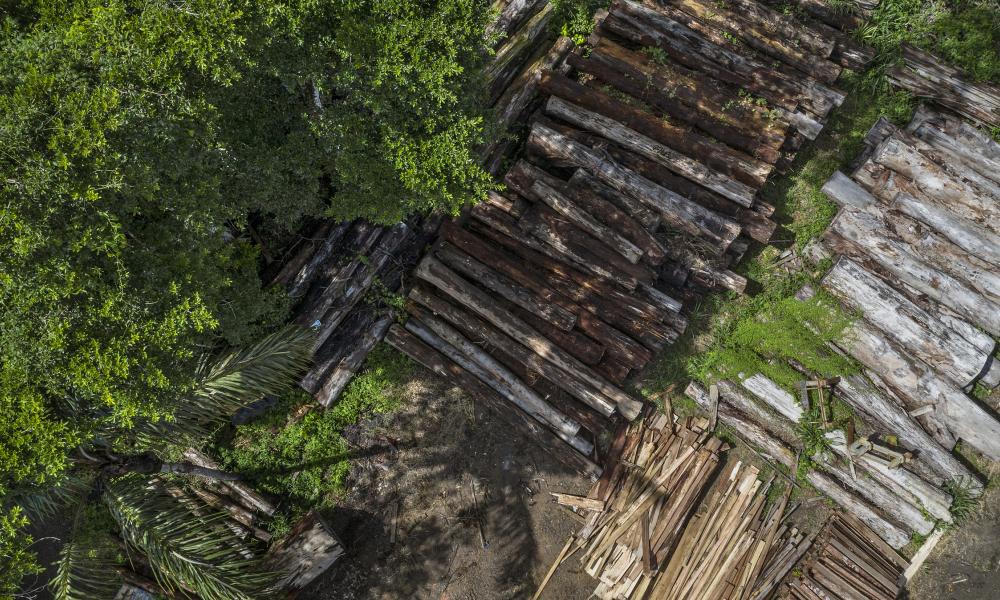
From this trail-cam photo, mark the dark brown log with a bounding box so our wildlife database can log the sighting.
[662,0,842,83]
[311,312,393,408]
[574,39,786,162]
[485,190,529,218]
[407,284,619,422]
[595,356,631,385]
[289,220,374,300]
[540,70,772,188]
[567,170,667,265]
[386,324,603,479]
[704,0,836,57]
[526,122,741,251]
[576,310,652,369]
[486,3,554,103]
[487,0,549,46]
[267,221,334,289]
[778,0,862,32]
[509,302,606,367]
[544,94,760,207]
[435,242,578,331]
[414,255,644,419]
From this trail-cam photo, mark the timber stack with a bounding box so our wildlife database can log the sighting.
[390,0,863,471]
[265,0,564,409]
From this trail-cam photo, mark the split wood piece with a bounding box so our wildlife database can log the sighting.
[485,190,528,219]
[822,256,993,388]
[908,103,1000,186]
[434,242,578,331]
[487,0,548,46]
[544,93,759,207]
[805,470,910,550]
[387,325,601,478]
[542,68,772,188]
[887,44,1000,128]
[869,131,1000,236]
[265,511,345,591]
[404,308,591,454]
[519,204,655,287]
[568,170,668,265]
[577,37,787,162]
[551,492,606,512]
[660,0,842,83]
[748,532,815,600]
[526,121,742,252]
[181,449,275,517]
[827,207,1000,336]
[834,374,983,496]
[466,213,683,353]
[407,284,621,425]
[486,3,554,103]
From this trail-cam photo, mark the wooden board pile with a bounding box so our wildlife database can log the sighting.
[391,0,869,469]
[262,0,564,410]
[779,513,908,600]
[685,377,959,550]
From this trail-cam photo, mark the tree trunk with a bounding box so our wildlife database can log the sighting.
[893,192,1000,266]
[544,94,759,207]
[385,324,603,479]
[707,0,836,57]
[527,122,741,252]
[822,256,992,388]
[739,374,803,423]
[907,104,1000,186]
[716,380,798,446]
[181,449,276,516]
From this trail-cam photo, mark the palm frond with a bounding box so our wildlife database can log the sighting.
[50,537,121,600]
[105,475,275,600]
[138,325,314,446]
[11,472,96,522]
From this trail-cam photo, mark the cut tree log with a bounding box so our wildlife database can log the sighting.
[740,374,803,423]
[822,256,992,388]
[487,0,548,46]
[265,511,345,591]
[908,104,1000,186]
[526,122,741,252]
[707,0,836,57]
[413,257,643,419]
[544,94,759,207]
[893,192,1000,266]
[686,381,797,464]
[805,471,910,550]
[486,2,554,103]
[386,325,602,478]
[310,312,393,407]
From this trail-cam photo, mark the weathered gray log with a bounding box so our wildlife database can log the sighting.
[385,324,602,478]
[408,284,617,425]
[636,281,683,314]
[822,257,991,388]
[871,134,1000,235]
[539,69,772,187]
[567,170,668,264]
[662,0,842,83]
[828,208,1000,336]
[822,170,876,210]
[435,242,577,331]
[181,449,276,516]
[887,44,1000,128]
[833,313,1000,460]
[531,179,644,263]
[908,104,1000,186]
[414,255,643,419]
[894,191,1000,267]
[716,380,798,446]
[544,95,759,207]
[575,39,787,162]
[526,122,741,251]
[805,471,910,550]
[404,313,591,453]
[487,0,548,46]
[833,374,982,495]
[740,374,803,423]
[266,511,345,591]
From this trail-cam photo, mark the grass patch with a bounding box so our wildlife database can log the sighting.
[216,344,415,514]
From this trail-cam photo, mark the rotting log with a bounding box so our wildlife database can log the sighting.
[707,0,836,57]
[716,380,798,446]
[544,94,759,207]
[908,104,1000,186]
[310,312,394,408]
[526,122,741,252]
[486,2,554,103]
[386,325,602,478]
[414,256,644,419]
[487,0,548,46]
[805,471,910,550]
[893,192,1000,266]
[822,257,992,388]
[540,69,772,187]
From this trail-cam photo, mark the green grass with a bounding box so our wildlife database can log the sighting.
[216,345,415,514]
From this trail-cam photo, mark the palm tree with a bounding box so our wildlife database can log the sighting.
[13,325,314,600]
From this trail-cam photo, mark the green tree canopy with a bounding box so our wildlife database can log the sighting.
[0,0,493,502]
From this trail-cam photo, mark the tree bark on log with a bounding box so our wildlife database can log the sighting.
[908,104,1000,186]
[716,380,798,446]
[311,312,393,408]
[385,325,602,479]
[805,471,910,550]
[404,311,591,452]
[740,374,803,423]
[573,39,786,162]
[544,94,760,207]
[828,208,1000,336]
[486,3,554,103]
[435,242,578,331]
[822,256,991,388]
[267,221,334,289]
[408,284,618,426]
[707,0,836,57]
[893,192,1000,267]
[567,170,668,265]
[414,256,644,419]
[540,69,772,187]
[660,0,842,83]
[526,122,741,252]
[509,302,606,367]
[487,0,548,47]
[833,374,982,495]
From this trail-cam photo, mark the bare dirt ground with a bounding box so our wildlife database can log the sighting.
[301,373,597,600]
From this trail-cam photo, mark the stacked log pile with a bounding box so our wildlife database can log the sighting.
[816,104,1000,465]
[392,0,860,468]
[684,378,957,550]
[779,513,908,600]
[265,1,566,409]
